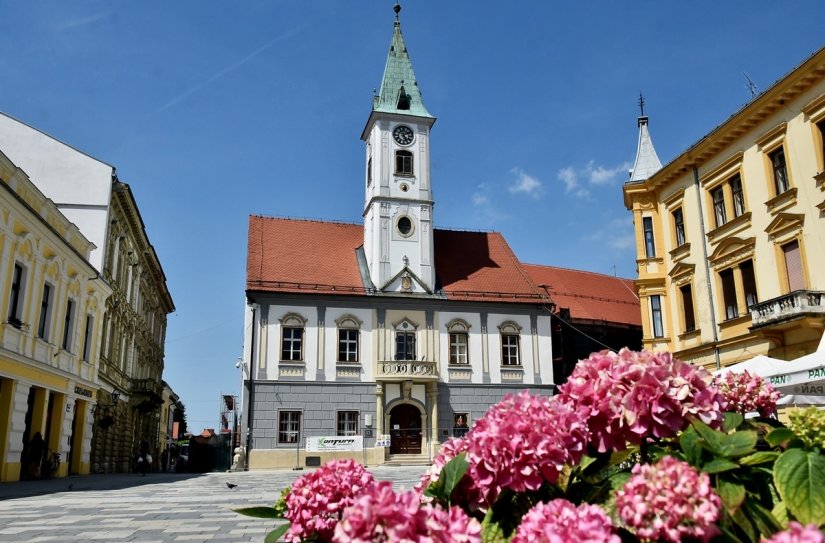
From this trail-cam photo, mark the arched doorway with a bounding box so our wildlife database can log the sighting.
[389,404,422,454]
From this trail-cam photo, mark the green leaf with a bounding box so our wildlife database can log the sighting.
[772,501,789,529]
[718,525,746,543]
[693,420,726,455]
[233,506,282,519]
[702,458,740,474]
[680,425,703,466]
[441,453,470,500]
[742,500,782,538]
[480,507,509,543]
[731,506,757,542]
[739,451,779,466]
[766,428,795,448]
[774,448,825,525]
[717,479,746,511]
[719,431,758,458]
[724,412,745,432]
[264,524,290,543]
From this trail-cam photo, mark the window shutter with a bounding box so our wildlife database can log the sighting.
[783,241,805,292]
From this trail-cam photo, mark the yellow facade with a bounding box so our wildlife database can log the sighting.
[0,151,111,481]
[624,48,825,371]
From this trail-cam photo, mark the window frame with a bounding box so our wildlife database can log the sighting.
[338,328,359,363]
[729,174,745,218]
[642,216,656,258]
[719,268,739,320]
[62,298,76,351]
[278,411,301,444]
[37,283,54,340]
[7,262,26,326]
[740,260,759,309]
[769,147,790,195]
[82,314,94,362]
[711,186,727,227]
[395,150,414,176]
[395,331,416,361]
[336,411,359,436]
[500,334,520,366]
[650,295,664,338]
[673,207,685,247]
[679,284,695,333]
[281,327,304,361]
[449,332,469,365]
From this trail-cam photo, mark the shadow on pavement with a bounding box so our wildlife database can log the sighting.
[0,472,207,501]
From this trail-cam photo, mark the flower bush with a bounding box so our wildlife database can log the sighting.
[556,349,726,452]
[714,369,781,417]
[616,455,721,542]
[236,349,825,543]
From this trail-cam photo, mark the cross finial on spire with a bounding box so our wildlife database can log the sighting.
[638,93,645,117]
[394,2,401,24]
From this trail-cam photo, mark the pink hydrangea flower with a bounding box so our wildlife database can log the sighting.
[763,522,825,543]
[421,391,589,509]
[285,459,375,542]
[616,455,721,542]
[557,349,726,452]
[334,481,481,543]
[714,369,781,417]
[510,499,620,543]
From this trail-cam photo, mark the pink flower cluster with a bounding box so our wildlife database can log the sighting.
[285,459,375,542]
[714,369,781,417]
[334,481,481,543]
[557,349,726,452]
[616,455,721,543]
[423,391,589,509]
[763,522,825,543]
[510,499,620,543]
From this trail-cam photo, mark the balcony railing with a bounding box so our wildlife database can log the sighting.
[377,360,438,381]
[750,290,825,329]
[130,378,164,412]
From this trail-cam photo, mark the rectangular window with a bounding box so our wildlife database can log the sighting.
[278,411,301,444]
[453,413,469,437]
[770,148,789,195]
[730,175,745,217]
[740,260,758,309]
[642,217,656,258]
[818,120,825,170]
[650,295,664,338]
[281,327,303,361]
[673,208,685,247]
[395,150,413,175]
[7,263,25,326]
[338,329,359,363]
[720,268,738,320]
[337,411,358,436]
[712,186,726,227]
[449,332,468,364]
[782,240,805,292]
[367,157,372,187]
[680,284,695,333]
[395,331,416,361]
[37,283,53,339]
[82,314,94,362]
[501,334,520,365]
[62,299,76,351]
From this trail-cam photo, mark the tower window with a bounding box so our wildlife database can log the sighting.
[396,85,410,110]
[395,150,413,176]
[397,216,413,237]
[642,217,655,258]
[367,157,372,187]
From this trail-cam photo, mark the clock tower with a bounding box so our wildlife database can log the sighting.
[361,3,437,295]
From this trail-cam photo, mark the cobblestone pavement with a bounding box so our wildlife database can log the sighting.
[0,465,428,542]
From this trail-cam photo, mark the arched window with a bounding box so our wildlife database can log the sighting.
[395,150,413,176]
[336,315,362,364]
[446,319,470,365]
[280,313,307,362]
[498,321,521,366]
[393,318,418,361]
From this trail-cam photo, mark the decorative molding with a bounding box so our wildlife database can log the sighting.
[497,321,522,334]
[668,263,696,286]
[764,212,805,241]
[279,312,307,326]
[391,317,419,330]
[445,318,471,333]
[755,122,788,151]
[447,366,472,381]
[701,151,744,188]
[706,212,752,245]
[708,236,756,269]
[335,314,363,329]
[764,187,798,215]
[501,367,524,382]
[669,242,691,262]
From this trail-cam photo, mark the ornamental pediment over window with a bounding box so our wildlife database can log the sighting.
[392,318,419,331]
[446,318,471,333]
[497,321,521,334]
[708,236,755,269]
[279,312,307,327]
[764,213,804,241]
[668,263,696,286]
[335,314,363,329]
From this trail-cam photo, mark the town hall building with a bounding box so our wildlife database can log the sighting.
[242,6,641,468]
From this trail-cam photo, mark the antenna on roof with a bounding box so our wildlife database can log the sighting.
[638,93,645,117]
[611,264,617,277]
[743,72,758,99]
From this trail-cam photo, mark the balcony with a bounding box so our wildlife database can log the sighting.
[130,378,164,413]
[750,290,825,330]
[377,360,438,381]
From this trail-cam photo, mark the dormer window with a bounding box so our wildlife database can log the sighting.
[395,150,413,176]
[396,85,410,110]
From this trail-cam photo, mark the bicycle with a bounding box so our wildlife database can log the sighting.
[42,449,60,479]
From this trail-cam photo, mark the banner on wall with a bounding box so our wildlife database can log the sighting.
[306,436,363,452]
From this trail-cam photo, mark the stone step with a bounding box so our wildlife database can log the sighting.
[383,454,431,466]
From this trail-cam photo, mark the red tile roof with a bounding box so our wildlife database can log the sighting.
[246,215,641,325]
[523,264,641,327]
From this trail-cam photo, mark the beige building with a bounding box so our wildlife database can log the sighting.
[0,150,111,481]
[623,46,825,370]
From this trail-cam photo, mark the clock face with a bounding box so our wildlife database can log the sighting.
[393,125,414,146]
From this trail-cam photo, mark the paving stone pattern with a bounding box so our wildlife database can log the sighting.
[0,466,427,542]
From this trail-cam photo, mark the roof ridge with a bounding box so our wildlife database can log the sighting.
[523,262,636,282]
[250,214,361,227]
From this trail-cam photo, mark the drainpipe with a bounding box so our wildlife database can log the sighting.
[244,302,257,470]
[693,166,721,370]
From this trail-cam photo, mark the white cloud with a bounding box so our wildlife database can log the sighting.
[557,160,632,198]
[584,217,636,250]
[508,167,543,198]
[56,13,109,31]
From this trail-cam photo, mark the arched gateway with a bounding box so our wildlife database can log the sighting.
[388,404,422,454]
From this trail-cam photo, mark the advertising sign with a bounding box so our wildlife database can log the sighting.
[375,434,391,448]
[306,436,363,452]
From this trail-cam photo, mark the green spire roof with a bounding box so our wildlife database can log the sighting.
[373,16,432,118]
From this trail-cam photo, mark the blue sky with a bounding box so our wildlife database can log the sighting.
[2,1,823,431]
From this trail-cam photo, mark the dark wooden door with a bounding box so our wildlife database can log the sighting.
[389,404,422,454]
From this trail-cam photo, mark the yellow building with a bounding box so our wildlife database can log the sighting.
[0,150,111,481]
[623,47,825,370]
[158,380,180,470]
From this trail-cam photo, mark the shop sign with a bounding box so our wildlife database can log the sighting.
[74,386,93,398]
[305,436,363,452]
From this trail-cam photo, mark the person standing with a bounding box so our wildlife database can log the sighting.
[28,432,45,479]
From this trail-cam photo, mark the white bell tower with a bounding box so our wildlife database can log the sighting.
[361,4,436,294]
